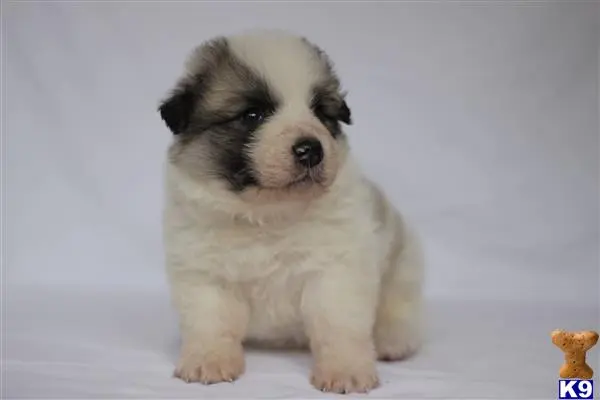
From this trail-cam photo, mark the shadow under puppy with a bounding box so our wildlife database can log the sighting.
[159,29,424,394]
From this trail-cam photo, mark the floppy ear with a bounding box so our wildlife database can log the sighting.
[338,100,352,125]
[158,86,196,135]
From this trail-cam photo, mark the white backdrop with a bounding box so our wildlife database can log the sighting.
[4,2,599,398]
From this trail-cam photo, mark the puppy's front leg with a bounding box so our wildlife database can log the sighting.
[302,266,380,394]
[171,278,248,385]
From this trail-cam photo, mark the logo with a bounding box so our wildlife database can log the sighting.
[558,379,594,399]
[552,330,598,400]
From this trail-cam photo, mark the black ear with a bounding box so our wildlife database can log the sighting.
[338,100,352,125]
[158,87,196,134]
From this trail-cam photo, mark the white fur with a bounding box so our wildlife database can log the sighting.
[228,30,325,106]
[163,31,424,394]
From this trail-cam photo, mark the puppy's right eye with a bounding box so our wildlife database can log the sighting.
[240,108,266,129]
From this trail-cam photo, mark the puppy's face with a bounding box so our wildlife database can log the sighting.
[159,31,352,204]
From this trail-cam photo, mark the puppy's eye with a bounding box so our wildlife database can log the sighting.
[313,104,333,122]
[241,108,266,128]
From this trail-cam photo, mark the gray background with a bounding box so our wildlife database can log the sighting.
[4,2,599,398]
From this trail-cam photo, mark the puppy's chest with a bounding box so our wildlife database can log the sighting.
[237,271,309,344]
[196,222,325,280]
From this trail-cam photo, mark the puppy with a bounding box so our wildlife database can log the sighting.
[159,30,424,394]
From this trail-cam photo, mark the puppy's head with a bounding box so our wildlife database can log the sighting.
[159,30,352,206]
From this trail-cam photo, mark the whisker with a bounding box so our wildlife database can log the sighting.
[308,168,316,183]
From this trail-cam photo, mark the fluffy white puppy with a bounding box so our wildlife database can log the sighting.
[159,29,424,394]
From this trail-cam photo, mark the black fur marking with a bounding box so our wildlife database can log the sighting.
[158,37,228,136]
[161,37,279,192]
[311,87,352,138]
[301,37,353,133]
[161,35,351,192]
[159,84,198,135]
[207,123,259,191]
[338,100,352,125]
[207,86,277,192]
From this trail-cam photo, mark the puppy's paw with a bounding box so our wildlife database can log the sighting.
[310,362,379,394]
[376,325,422,362]
[174,343,245,385]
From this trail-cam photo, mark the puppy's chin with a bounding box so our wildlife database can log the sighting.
[238,169,333,206]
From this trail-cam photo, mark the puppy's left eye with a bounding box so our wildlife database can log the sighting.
[313,104,334,122]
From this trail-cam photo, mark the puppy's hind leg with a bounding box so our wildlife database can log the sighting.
[374,221,425,361]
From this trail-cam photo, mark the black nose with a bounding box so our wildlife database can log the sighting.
[292,138,323,167]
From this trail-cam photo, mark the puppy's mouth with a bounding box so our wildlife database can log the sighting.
[285,168,325,189]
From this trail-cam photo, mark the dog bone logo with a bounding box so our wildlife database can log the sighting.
[551,329,598,379]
